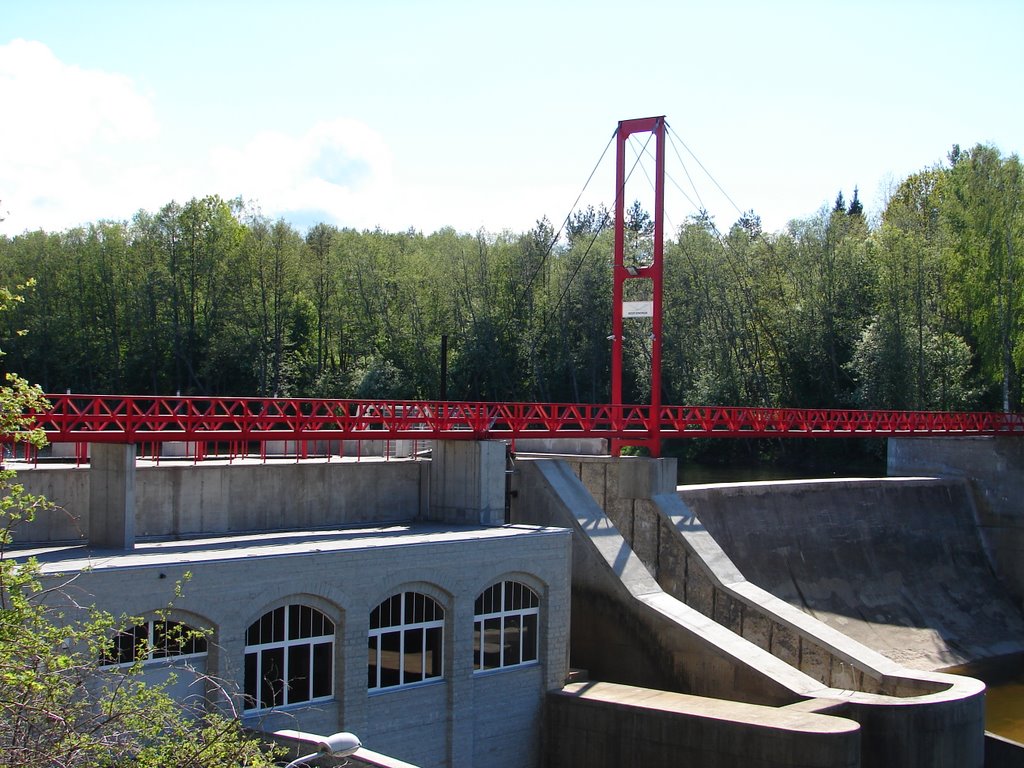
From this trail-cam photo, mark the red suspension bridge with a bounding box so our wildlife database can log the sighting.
[14,118,1024,460]
[24,393,1024,455]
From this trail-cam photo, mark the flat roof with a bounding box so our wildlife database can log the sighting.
[11,522,569,574]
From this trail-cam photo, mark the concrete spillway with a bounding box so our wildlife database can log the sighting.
[512,456,989,768]
[676,477,1024,671]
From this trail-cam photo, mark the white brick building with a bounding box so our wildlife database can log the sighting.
[14,443,572,768]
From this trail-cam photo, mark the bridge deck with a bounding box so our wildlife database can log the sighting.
[25,395,1024,446]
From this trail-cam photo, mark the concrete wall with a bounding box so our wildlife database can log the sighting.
[889,436,1024,610]
[514,456,988,768]
[546,682,861,768]
[10,459,425,543]
[511,458,820,708]
[427,441,506,525]
[33,525,571,768]
[675,477,1024,671]
[549,459,914,690]
[513,438,608,455]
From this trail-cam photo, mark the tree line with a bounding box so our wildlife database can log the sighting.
[0,143,1020,416]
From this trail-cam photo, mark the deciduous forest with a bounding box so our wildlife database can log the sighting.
[1,144,1020,431]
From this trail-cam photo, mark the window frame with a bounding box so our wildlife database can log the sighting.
[101,618,209,668]
[473,580,540,674]
[368,591,445,692]
[243,604,335,714]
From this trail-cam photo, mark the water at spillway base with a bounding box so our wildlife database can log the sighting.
[943,654,1024,743]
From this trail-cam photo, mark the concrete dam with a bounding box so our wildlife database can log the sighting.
[510,439,1024,768]
[10,436,1024,767]
[673,477,1024,671]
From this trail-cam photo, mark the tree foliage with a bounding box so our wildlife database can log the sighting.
[939,144,1024,410]
[0,546,278,767]
[0,146,1021,412]
[0,287,277,767]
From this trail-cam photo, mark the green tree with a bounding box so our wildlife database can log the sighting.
[167,196,245,393]
[847,316,979,409]
[0,549,279,766]
[305,222,338,384]
[848,187,864,218]
[0,287,277,766]
[940,144,1024,411]
[123,209,176,393]
[239,216,303,396]
[782,206,872,406]
[534,209,613,403]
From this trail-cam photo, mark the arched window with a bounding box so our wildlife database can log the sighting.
[101,619,208,666]
[474,580,539,672]
[368,591,444,691]
[244,604,334,713]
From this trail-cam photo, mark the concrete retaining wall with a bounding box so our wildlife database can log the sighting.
[514,456,987,768]
[511,458,820,707]
[10,459,425,543]
[676,477,1024,671]
[551,459,916,690]
[546,682,861,768]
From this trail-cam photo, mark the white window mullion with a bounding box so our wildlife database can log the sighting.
[380,630,386,689]
[256,652,264,708]
[306,641,315,698]
[420,623,428,678]
[399,625,406,684]
[282,648,290,706]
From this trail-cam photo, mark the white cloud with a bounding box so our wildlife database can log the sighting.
[0,41,568,237]
[0,40,160,233]
[0,42,400,235]
[0,39,157,155]
[206,118,395,230]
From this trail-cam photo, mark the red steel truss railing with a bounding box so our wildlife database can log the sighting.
[25,394,1024,446]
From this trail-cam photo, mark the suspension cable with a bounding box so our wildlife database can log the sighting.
[540,129,657,332]
[667,123,746,220]
[508,128,617,322]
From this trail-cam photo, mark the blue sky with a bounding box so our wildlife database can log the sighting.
[2,0,1021,237]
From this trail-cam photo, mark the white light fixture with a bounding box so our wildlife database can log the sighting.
[284,731,361,768]
[319,732,361,756]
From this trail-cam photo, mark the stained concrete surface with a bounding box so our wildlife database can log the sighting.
[548,681,861,768]
[515,459,987,768]
[677,477,1024,670]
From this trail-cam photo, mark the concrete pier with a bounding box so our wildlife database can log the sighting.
[87,443,136,549]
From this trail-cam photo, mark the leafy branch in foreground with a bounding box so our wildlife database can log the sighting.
[0,282,278,767]
[0,455,279,768]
